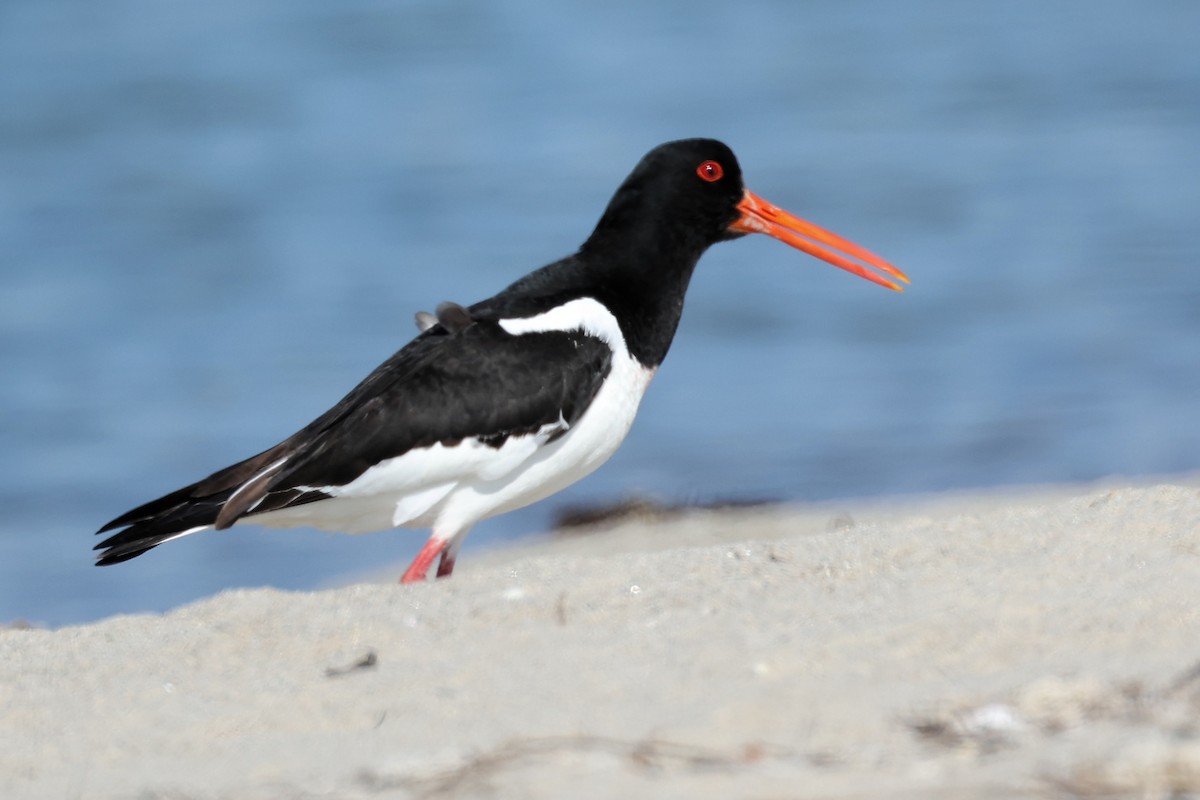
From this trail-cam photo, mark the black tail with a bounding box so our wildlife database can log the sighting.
[94,444,289,566]
[94,486,230,564]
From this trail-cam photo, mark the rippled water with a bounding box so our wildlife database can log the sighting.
[3,0,1198,626]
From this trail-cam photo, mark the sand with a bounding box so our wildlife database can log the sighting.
[4,478,1200,799]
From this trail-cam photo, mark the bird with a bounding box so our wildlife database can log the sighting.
[95,138,909,583]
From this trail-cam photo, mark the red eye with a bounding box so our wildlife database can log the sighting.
[696,160,724,182]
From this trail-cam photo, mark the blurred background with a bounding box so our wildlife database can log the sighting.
[3,0,1198,626]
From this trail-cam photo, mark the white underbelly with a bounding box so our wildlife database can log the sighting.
[425,356,655,533]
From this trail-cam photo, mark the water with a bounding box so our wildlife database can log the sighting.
[3,0,1198,627]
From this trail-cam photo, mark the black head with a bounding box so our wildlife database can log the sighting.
[582,138,748,260]
[507,138,908,369]
[582,137,910,292]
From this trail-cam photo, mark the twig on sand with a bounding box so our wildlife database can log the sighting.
[359,735,801,798]
[324,650,378,678]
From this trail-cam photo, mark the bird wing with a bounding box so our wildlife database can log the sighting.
[96,316,614,548]
[256,318,613,505]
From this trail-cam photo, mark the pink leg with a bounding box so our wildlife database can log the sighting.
[399,537,447,584]
[436,548,457,578]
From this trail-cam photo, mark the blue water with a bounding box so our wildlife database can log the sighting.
[3,1,1198,627]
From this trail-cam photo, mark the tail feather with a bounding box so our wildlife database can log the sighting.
[94,498,227,564]
[94,444,290,566]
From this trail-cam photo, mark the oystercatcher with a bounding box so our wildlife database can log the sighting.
[95,138,908,583]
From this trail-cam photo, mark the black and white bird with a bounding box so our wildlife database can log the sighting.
[95,138,909,583]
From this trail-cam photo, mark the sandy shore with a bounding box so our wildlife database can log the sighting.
[4,478,1200,799]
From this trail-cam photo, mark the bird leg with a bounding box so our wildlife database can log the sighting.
[436,537,463,578]
[399,536,447,584]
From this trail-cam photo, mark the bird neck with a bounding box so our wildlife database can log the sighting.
[577,234,705,369]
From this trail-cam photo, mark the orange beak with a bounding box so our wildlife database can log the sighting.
[730,190,910,292]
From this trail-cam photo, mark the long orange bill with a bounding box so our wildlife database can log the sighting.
[730,190,910,292]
